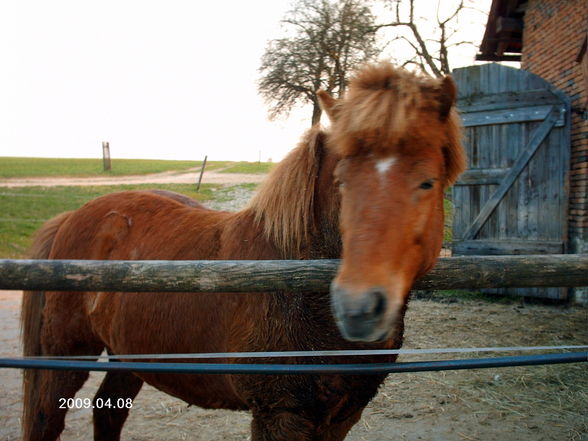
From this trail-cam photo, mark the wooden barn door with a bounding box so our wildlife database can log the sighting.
[451,63,571,299]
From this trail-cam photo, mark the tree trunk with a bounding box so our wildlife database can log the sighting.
[311,102,322,125]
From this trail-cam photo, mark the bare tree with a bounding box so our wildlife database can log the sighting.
[375,0,484,77]
[258,0,379,125]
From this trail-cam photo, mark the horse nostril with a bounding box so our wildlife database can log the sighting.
[330,283,388,321]
[364,288,387,318]
[330,284,390,342]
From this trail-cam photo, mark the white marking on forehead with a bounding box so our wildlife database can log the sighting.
[375,157,397,176]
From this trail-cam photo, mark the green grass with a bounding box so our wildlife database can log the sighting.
[217,162,274,174]
[0,184,221,258]
[0,157,254,178]
[443,197,453,243]
[0,157,203,178]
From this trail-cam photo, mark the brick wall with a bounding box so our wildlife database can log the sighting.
[521,0,588,265]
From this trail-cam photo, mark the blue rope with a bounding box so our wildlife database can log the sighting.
[1,352,586,375]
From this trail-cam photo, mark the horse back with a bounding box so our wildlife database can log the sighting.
[49,191,224,261]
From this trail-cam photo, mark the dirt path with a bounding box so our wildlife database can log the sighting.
[0,169,266,188]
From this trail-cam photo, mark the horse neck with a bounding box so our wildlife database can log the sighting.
[228,196,340,261]
[307,148,342,259]
[243,127,341,260]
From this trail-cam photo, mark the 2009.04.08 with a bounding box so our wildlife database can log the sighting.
[58,397,133,409]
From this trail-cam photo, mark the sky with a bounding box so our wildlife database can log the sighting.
[0,0,494,162]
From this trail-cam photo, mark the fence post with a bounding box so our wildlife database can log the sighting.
[102,142,111,171]
[196,155,207,192]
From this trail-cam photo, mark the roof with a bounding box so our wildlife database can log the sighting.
[477,0,528,61]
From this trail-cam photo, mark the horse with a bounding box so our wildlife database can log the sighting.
[21,62,465,441]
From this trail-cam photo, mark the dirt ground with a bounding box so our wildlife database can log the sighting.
[1,290,587,441]
[1,172,587,440]
[0,168,266,188]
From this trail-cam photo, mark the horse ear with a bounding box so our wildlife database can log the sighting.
[437,76,457,121]
[317,90,338,122]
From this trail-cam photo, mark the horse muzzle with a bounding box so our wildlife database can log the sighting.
[330,281,403,343]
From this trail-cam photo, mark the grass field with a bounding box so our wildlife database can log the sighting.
[218,161,274,174]
[0,184,223,258]
[0,157,199,178]
[0,157,272,178]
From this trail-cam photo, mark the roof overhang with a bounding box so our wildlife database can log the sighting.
[477,0,527,62]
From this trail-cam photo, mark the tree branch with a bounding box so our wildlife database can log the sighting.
[376,0,477,76]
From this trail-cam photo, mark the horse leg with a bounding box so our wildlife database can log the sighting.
[319,408,364,441]
[22,293,103,441]
[250,407,364,441]
[92,370,144,441]
[250,410,315,441]
[27,369,94,441]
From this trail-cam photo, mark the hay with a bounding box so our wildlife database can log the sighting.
[369,298,588,440]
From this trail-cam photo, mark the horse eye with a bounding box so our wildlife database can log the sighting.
[419,180,434,190]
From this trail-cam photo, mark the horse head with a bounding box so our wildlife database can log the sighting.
[319,62,466,343]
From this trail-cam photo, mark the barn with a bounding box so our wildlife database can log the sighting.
[451,0,587,303]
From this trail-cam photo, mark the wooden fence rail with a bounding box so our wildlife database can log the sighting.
[0,255,586,293]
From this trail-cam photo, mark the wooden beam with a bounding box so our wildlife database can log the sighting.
[452,240,565,256]
[0,255,586,292]
[475,53,522,62]
[460,105,563,128]
[458,90,562,113]
[455,168,510,186]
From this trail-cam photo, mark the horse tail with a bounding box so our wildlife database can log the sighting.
[21,211,72,440]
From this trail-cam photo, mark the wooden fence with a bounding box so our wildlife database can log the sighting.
[1,255,587,293]
[1,255,586,374]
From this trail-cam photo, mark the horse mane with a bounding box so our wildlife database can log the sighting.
[246,126,326,258]
[327,62,465,185]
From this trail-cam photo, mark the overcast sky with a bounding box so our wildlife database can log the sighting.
[0,0,493,162]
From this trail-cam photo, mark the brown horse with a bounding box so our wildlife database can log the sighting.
[21,62,465,441]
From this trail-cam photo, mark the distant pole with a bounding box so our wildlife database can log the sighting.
[102,142,111,171]
[196,155,208,192]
